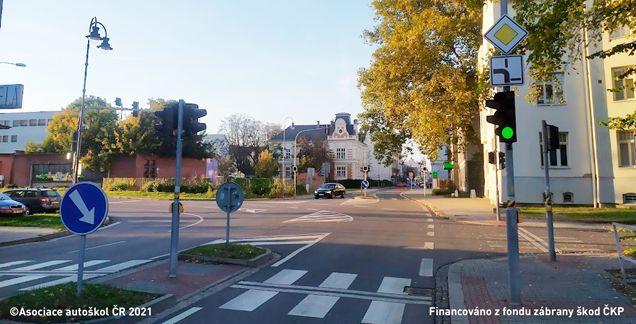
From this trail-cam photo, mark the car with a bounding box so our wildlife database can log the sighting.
[314,183,346,199]
[0,192,28,216]
[3,188,61,213]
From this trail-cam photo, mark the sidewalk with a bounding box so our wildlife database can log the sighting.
[403,193,607,231]
[447,254,636,323]
[0,226,66,247]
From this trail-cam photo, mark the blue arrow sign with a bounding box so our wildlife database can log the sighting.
[60,182,109,235]
[361,180,369,189]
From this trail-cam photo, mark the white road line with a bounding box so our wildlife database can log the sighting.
[161,307,202,324]
[221,269,307,311]
[419,258,434,277]
[128,220,172,223]
[98,221,121,231]
[427,224,434,229]
[362,277,411,324]
[179,213,204,230]
[272,233,330,267]
[423,242,434,250]
[426,232,434,237]
[12,260,71,271]
[426,218,434,222]
[18,260,110,291]
[519,227,562,253]
[288,272,357,318]
[517,229,549,253]
[205,234,326,245]
[109,200,142,204]
[248,241,316,246]
[96,260,151,272]
[0,261,31,269]
[67,241,126,253]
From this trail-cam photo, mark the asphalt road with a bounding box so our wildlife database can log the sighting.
[0,188,616,323]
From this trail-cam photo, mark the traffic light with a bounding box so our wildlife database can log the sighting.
[114,97,122,107]
[183,103,207,136]
[154,105,176,135]
[362,165,369,173]
[498,152,505,169]
[292,165,298,173]
[132,101,140,117]
[488,151,496,164]
[486,91,516,143]
[545,124,560,151]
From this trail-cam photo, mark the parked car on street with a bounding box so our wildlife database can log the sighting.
[3,188,61,213]
[0,192,28,216]
[314,183,346,199]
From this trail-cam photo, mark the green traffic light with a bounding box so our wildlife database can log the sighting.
[502,126,514,139]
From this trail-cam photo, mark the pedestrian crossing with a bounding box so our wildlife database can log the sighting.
[219,269,431,323]
[283,210,353,224]
[0,259,151,291]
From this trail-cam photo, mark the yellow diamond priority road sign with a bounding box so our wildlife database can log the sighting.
[484,15,528,54]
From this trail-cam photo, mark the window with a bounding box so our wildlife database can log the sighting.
[612,67,635,101]
[47,119,53,125]
[38,119,46,126]
[624,193,636,205]
[12,120,19,127]
[540,132,568,167]
[19,120,27,127]
[336,148,346,159]
[618,131,635,167]
[29,119,37,126]
[0,136,7,143]
[284,148,291,159]
[336,166,346,177]
[536,73,565,105]
[0,120,8,126]
[563,192,573,203]
[10,135,17,143]
[610,25,632,39]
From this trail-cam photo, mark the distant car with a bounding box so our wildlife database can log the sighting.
[3,188,61,213]
[314,183,346,199]
[0,192,28,216]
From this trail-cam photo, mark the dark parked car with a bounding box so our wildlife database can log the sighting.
[314,183,346,199]
[3,188,61,213]
[0,192,28,216]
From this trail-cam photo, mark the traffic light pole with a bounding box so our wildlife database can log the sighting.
[542,121,557,261]
[168,99,184,278]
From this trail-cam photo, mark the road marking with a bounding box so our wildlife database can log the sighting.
[98,221,121,231]
[427,224,434,229]
[97,259,151,272]
[220,269,307,311]
[67,241,126,253]
[419,258,434,277]
[423,242,434,249]
[161,307,202,324]
[180,213,204,230]
[272,233,330,267]
[0,260,106,289]
[426,218,434,222]
[427,232,434,237]
[288,272,357,318]
[109,200,142,204]
[362,277,411,324]
[284,211,352,224]
[0,261,31,269]
[519,227,562,253]
[239,208,267,213]
[12,260,71,271]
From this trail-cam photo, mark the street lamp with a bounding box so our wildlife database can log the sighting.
[0,62,26,67]
[72,17,113,184]
[281,117,294,187]
[293,126,327,197]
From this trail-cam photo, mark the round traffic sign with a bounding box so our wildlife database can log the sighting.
[361,180,369,189]
[60,182,109,235]
[216,182,244,213]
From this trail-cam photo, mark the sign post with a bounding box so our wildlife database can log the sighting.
[168,100,185,278]
[542,120,558,261]
[216,182,244,249]
[60,182,109,296]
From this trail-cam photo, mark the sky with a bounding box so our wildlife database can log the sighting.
[0,0,376,133]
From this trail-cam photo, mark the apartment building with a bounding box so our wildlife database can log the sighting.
[479,1,635,205]
[0,111,58,153]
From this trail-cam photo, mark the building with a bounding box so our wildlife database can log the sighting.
[204,134,229,157]
[269,112,395,181]
[0,111,58,153]
[478,1,635,205]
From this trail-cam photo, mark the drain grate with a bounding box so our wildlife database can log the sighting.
[403,286,433,296]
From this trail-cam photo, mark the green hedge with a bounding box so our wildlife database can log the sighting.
[336,179,394,189]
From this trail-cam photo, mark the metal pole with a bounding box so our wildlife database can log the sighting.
[282,128,286,185]
[226,186,231,249]
[73,38,91,184]
[495,131,501,221]
[76,234,86,296]
[168,100,184,278]
[542,121,556,261]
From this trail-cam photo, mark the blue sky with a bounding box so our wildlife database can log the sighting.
[0,0,375,132]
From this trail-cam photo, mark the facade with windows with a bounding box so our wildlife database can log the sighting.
[269,113,396,182]
[0,111,59,153]
[478,2,635,205]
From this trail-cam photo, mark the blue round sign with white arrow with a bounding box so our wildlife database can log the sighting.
[60,182,109,235]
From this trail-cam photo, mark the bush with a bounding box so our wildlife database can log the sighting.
[296,184,307,195]
[141,179,160,192]
[432,188,452,196]
[103,178,137,191]
[337,179,362,189]
[233,178,250,192]
[251,178,273,196]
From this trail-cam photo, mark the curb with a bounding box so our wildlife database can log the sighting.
[178,248,273,268]
[87,294,176,324]
[447,261,468,324]
[0,217,116,248]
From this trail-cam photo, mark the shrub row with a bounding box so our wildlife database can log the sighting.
[336,179,394,189]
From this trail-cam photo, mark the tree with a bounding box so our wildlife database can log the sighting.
[114,109,162,155]
[255,150,278,178]
[219,114,270,176]
[358,0,483,162]
[296,136,333,172]
[26,96,119,172]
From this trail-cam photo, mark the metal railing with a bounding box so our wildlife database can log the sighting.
[612,222,636,279]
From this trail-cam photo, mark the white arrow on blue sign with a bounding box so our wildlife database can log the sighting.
[60,182,109,235]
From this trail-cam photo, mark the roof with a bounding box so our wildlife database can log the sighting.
[270,125,331,141]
